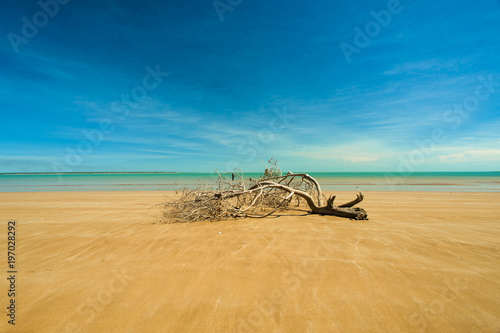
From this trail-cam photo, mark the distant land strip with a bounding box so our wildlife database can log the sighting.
[0,172,181,175]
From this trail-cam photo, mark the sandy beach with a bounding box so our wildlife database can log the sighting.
[1,191,499,332]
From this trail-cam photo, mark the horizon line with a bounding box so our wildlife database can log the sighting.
[1,171,499,175]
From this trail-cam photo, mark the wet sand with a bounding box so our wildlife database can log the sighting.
[1,191,499,332]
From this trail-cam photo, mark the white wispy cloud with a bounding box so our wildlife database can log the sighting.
[438,149,500,162]
[347,156,379,163]
[288,140,390,163]
[382,58,476,76]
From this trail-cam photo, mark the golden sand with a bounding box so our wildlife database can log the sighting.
[1,191,499,332]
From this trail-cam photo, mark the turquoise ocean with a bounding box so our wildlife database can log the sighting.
[1,172,500,192]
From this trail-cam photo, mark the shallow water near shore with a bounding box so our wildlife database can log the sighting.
[1,171,499,192]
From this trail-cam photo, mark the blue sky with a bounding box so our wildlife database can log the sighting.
[1,0,499,173]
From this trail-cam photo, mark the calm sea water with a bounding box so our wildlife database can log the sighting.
[1,172,500,192]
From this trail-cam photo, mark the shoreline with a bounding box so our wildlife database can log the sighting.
[2,172,500,193]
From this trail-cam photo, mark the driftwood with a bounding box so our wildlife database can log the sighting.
[160,160,367,223]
